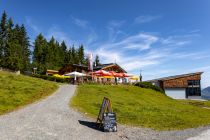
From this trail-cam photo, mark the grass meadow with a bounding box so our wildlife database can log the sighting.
[0,71,58,115]
[71,84,210,130]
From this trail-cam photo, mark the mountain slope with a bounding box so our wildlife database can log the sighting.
[202,86,210,94]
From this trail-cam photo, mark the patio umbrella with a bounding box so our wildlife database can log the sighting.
[130,76,139,80]
[109,71,131,78]
[115,73,124,78]
[64,71,86,77]
[109,71,118,77]
[92,70,112,76]
[122,73,132,77]
[64,71,86,80]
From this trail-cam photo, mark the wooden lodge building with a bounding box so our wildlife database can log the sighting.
[55,63,127,83]
[147,72,203,99]
[58,63,127,75]
[45,63,127,82]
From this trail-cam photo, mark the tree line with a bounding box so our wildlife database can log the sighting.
[0,11,100,74]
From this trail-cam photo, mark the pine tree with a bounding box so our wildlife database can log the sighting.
[0,12,30,72]
[19,24,30,71]
[0,11,7,67]
[45,37,62,70]
[94,54,100,66]
[66,47,72,64]
[6,24,23,71]
[33,34,48,74]
[60,41,68,65]
[78,44,85,65]
[71,45,78,64]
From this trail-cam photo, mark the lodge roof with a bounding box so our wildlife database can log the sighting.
[58,63,127,74]
[146,72,203,82]
[94,63,127,73]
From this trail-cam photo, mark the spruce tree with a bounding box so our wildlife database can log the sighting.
[94,54,100,66]
[6,24,23,71]
[71,45,77,64]
[60,41,68,65]
[67,47,72,64]
[33,34,48,74]
[78,44,85,65]
[0,11,7,67]
[19,24,30,71]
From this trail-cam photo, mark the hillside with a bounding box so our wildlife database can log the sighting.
[71,84,210,130]
[0,71,58,115]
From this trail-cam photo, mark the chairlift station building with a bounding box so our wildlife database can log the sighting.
[147,72,203,99]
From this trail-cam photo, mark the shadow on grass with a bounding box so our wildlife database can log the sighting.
[78,120,103,132]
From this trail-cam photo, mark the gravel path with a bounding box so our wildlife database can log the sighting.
[187,129,210,140]
[0,84,209,140]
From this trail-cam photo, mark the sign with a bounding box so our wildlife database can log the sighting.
[103,113,117,132]
[96,97,117,132]
[97,97,112,123]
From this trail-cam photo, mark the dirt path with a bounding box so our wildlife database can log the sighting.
[0,85,209,140]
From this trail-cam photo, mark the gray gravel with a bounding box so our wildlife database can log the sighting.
[0,84,209,140]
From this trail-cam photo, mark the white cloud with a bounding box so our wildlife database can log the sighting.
[89,30,206,80]
[161,37,191,47]
[106,20,126,42]
[71,16,88,28]
[173,52,210,60]
[123,34,158,50]
[134,15,162,24]
[92,33,168,73]
[189,29,201,34]
[99,33,158,51]
[108,20,125,28]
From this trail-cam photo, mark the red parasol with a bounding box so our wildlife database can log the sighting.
[92,70,112,76]
[122,73,131,77]
[109,71,118,77]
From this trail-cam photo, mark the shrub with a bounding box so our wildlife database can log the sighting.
[32,74,69,83]
[134,82,165,94]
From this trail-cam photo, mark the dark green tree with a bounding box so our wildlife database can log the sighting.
[45,37,62,70]
[5,24,23,71]
[70,45,79,64]
[78,44,85,65]
[60,41,68,65]
[33,34,48,74]
[0,11,7,67]
[19,24,30,71]
[94,54,100,66]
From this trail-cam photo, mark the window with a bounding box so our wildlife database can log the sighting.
[186,80,201,97]
[188,80,200,87]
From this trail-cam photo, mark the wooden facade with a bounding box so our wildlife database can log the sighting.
[59,64,88,75]
[163,74,201,88]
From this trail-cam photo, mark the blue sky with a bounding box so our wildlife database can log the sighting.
[1,0,210,88]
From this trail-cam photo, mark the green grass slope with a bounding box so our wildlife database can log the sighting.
[71,84,210,130]
[0,71,58,115]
